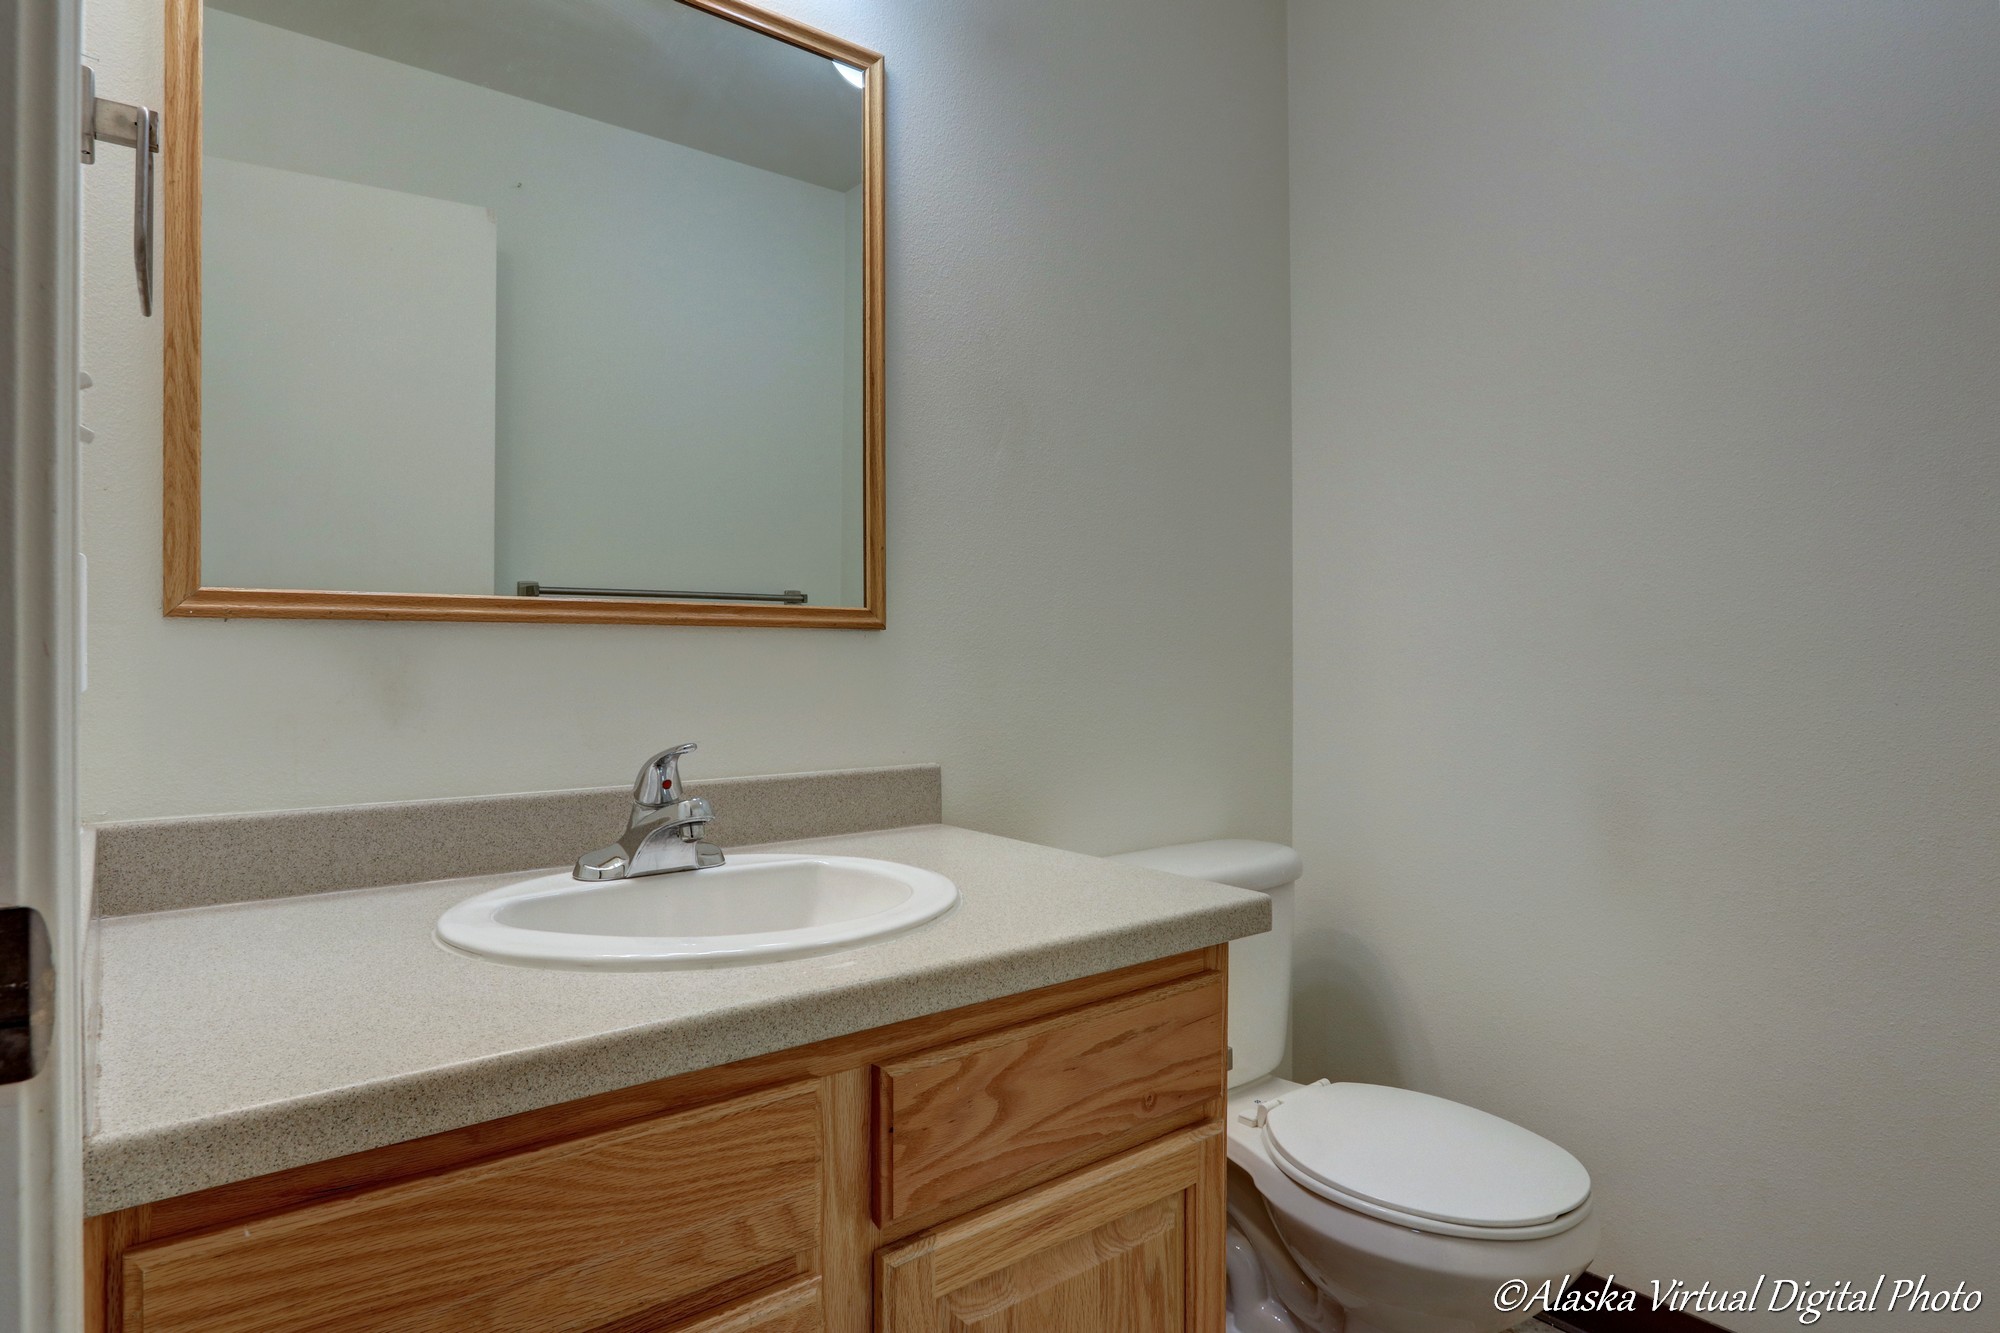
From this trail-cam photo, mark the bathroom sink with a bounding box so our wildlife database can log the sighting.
[436,854,959,970]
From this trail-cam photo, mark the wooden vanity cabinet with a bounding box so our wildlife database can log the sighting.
[86,947,1229,1333]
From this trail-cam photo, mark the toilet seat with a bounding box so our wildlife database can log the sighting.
[1258,1082,1592,1241]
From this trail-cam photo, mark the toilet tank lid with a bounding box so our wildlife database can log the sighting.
[1107,840,1302,892]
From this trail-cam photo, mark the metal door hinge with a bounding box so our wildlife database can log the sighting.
[0,907,53,1085]
[80,64,159,316]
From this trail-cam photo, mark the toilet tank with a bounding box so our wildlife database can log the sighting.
[1107,840,1302,1090]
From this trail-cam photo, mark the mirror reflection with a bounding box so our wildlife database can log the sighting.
[199,0,868,607]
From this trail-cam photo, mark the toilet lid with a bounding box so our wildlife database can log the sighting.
[1261,1082,1591,1230]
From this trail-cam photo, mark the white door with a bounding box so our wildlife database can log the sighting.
[0,0,87,1329]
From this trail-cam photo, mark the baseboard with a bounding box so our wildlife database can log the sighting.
[1533,1274,1738,1333]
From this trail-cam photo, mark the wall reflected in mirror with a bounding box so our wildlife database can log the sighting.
[197,0,868,608]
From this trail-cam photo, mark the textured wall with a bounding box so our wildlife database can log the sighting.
[1289,2,1999,1326]
[79,0,1293,851]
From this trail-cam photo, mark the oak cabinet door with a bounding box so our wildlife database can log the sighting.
[876,1125,1225,1333]
[120,1083,823,1333]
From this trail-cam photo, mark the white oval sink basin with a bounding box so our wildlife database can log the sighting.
[436,854,959,970]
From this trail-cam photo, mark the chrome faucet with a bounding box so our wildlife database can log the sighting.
[574,743,725,880]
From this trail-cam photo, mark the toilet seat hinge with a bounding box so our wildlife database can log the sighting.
[1238,1097,1280,1129]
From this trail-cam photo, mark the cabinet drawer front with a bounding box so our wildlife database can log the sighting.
[123,1082,823,1333]
[874,974,1225,1222]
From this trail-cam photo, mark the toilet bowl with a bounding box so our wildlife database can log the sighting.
[1111,841,1598,1333]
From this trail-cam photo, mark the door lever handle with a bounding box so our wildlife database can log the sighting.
[80,65,160,317]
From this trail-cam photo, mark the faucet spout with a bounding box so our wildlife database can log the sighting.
[574,745,726,880]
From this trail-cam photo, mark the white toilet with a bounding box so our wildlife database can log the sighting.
[1110,841,1599,1333]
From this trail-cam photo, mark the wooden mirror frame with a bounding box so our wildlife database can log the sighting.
[161,0,885,628]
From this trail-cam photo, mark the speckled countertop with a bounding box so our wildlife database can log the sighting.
[86,823,1268,1215]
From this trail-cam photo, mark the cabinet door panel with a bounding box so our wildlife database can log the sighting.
[940,1196,1181,1332]
[122,1083,822,1333]
[877,1124,1224,1333]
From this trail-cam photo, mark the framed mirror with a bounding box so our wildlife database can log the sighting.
[162,0,884,627]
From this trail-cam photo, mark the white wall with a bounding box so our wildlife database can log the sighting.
[1290,2,1999,1325]
[79,0,1292,846]
[203,10,859,604]
[201,157,499,594]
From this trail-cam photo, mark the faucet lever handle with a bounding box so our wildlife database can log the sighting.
[633,743,698,809]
